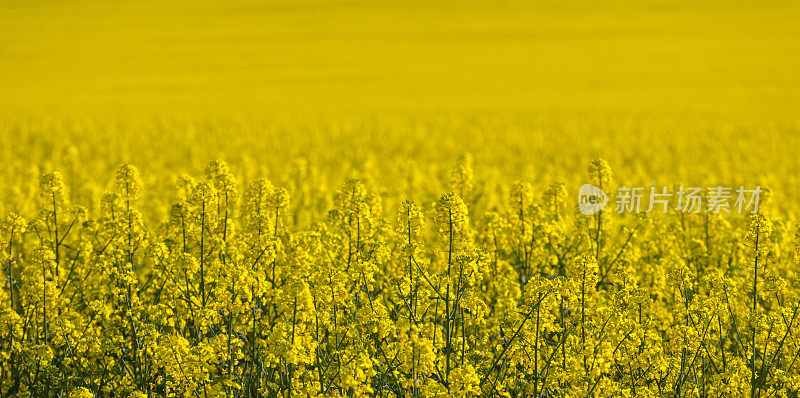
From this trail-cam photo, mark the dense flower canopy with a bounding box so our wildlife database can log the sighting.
[1,157,799,397]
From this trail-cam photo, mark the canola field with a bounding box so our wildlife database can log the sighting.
[2,0,800,397]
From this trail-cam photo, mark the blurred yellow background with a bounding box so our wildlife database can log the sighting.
[2,0,800,220]
[2,0,799,114]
